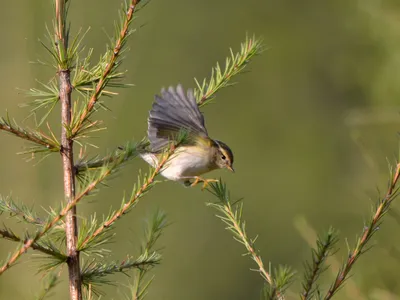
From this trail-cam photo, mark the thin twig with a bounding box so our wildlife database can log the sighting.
[71,0,141,137]
[302,257,326,299]
[325,163,400,299]
[81,253,161,287]
[300,228,337,300]
[0,228,66,259]
[79,146,174,250]
[294,217,364,300]
[195,36,262,107]
[74,141,142,175]
[0,120,59,151]
[0,198,45,226]
[222,204,273,285]
[130,210,166,300]
[207,182,289,299]
[0,164,114,276]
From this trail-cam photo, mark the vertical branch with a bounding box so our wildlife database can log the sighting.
[60,70,82,300]
[55,1,82,299]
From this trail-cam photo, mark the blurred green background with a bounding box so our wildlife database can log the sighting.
[1,0,400,299]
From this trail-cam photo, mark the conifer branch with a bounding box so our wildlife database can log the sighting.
[0,195,45,226]
[207,181,295,300]
[0,116,60,153]
[194,36,263,107]
[78,145,175,252]
[206,182,273,284]
[71,0,142,138]
[72,48,131,97]
[0,227,66,259]
[130,210,167,300]
[300,228,338,300]
[294,216,364,299]
[0,160,118,276]
[0,141,173,275]
[22,78,60,127]
[261,266,294,300]
[130,274,154,300]
[325,163,400,299]
[81,252,161,290]
[207,182,276,293]
[75,140,143,179]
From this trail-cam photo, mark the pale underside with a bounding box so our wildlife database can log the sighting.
[140,146,217,184]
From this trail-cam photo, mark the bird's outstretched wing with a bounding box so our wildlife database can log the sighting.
[148,84,208,152]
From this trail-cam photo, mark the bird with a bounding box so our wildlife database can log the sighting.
[140,84,234,188]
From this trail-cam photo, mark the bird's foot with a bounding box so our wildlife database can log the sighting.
[190,177,219,190]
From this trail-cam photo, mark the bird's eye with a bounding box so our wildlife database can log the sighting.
[221,155,226,160]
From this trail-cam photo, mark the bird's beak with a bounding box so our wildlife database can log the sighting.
[227,165,235,173]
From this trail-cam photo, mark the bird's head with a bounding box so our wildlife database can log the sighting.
[213,140,234,172]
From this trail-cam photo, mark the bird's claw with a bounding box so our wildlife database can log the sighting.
[190,177,219,190]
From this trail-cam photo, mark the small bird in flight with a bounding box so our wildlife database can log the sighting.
[140,84,234,188]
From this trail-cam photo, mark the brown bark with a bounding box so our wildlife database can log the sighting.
[60,69,82,300]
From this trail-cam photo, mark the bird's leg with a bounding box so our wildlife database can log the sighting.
[189,176,219,190]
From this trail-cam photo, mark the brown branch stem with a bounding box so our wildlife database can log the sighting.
[79,146,174,250]
[71,0,140,137]
[60,69,82,300]
[325,163,400,299]
[197,38,256,107]
[0,228,66,259]
[223,205,273,285]
[56,0,81,298]
[301,238,332,300]
[0,122,59,151]
[0,161,114,276]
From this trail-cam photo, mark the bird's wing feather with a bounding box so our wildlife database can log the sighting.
[148,84,208,152]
